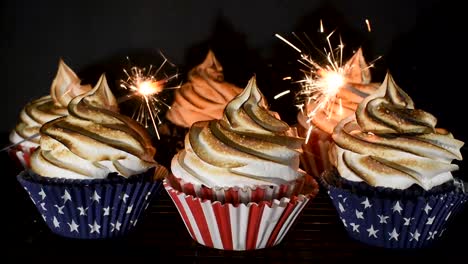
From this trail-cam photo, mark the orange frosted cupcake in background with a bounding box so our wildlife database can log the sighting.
[165,76,319,250]
[165,49,243,128]
[17,74,167,239]
[158,50,243,166]
[321,72,466,248]
[9,59,92,168]
[297,48,379,178]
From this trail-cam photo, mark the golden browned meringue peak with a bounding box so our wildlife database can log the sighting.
[332,72,464,190]
[165,50,243,128]
[298,48,379,134]
[30,74,157,180]
[9,59,92,148]
[171,76,306,188]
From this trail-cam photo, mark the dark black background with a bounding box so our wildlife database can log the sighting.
[2,0,465,143]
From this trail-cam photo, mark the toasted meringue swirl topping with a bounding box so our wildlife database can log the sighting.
[171,76,305,188]
[30,74,157,179]
[166,50,243,128]
[10,59,92,148]
[298,48,379,134]
[332,72,464,190]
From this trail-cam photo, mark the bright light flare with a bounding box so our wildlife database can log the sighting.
[317,70,345,97]
[120,53,180,140]
[276,30,353,143]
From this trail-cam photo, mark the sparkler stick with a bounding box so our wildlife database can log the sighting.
[0,133,40,152]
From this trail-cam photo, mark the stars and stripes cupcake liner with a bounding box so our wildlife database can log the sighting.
[16,166,167,239]
[320,171,468,248]
[163,174,319,250]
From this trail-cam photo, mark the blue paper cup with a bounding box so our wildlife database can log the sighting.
[320,170,468,248]
[17,166,168,239]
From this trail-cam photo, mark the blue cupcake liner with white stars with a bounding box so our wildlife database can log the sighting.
[17,167,165,239]
[320,170,468,248]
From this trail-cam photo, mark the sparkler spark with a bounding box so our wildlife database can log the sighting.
[276,29,376,143]
[120,53,181,140]
[365,19,372,32]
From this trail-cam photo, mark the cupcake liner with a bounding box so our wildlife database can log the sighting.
[320,171,468,248]
[299,126,333,179]
[166,173,312,204]
[16,166,167,239]
[164,178,317,250]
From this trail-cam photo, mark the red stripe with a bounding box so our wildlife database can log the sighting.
[212,203,232,250]
[245,203,264,250]
[199,186,213,200]
[225,189,239,204]
[266,201,297,247]
[165,184,197,240]
[185,197,214,248]
[251,188,265,203]
[310,129,324,175]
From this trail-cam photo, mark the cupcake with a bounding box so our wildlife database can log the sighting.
[17,74,168,239]
[165,76,319,250]
[297,48,379,178]
[321,72,467,248]
[159,50,243,166]
[9,59,92,168]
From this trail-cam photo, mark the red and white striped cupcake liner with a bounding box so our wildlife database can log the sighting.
[164,174,319,250]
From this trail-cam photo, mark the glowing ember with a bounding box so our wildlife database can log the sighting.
[120,52,180,139]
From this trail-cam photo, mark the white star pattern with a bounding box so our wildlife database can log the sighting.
[61,190,72,203]
[77,206,88,216]
[350,223,360,233]
[392,201,403,214]
[126,204,133,214]
[90,191,101,203]
[388,228,399,241]
[38,188,46,200]
[355,209,364,219]
[133,220,138,226]
[341,218,347,227]
[145,192,152,200]
[445,211,452,221]
[338,202,345,213]
[68,220,79,233]
[378,214,389,224]
[366,225,379,238]
[42,214,46,221]
[89,221,101,234]
[410,230,421,241]
[361,198,372,209]
[53,216,60,228]
[40,202,47,211]
[426,216,435,225]
[103,206,110,216]
[427,231,438,240]
[423,204,432,214]
[403,217,414,226]
[439,229,446,237]
[54,204,64,214]
[121,193,129,203]
[111,221,121,232]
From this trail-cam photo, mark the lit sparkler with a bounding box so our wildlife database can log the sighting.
[119,52,181,139]
[275,20,379,142]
